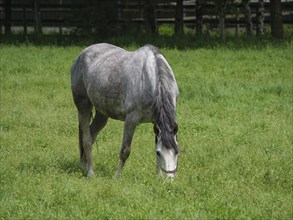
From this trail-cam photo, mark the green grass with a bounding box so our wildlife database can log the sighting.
[0,42,292,219]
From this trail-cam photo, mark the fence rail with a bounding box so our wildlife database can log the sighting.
[0,1,292,34]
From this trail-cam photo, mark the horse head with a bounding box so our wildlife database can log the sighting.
[154,123,179,179]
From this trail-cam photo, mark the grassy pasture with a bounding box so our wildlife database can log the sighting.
[0,42,292,219]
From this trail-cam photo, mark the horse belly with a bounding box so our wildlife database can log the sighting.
[94,98,127,121]
[87,78,128,120]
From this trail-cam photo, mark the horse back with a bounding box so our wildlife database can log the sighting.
[71,43,158,121]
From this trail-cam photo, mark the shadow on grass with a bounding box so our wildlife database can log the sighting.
[58,158,83,175]
[58,158,114,179]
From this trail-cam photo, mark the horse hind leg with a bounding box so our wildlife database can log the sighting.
[79,126,86,166]
[77,98,94,177]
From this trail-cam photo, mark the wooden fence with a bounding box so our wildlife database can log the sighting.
[0,0,292,34]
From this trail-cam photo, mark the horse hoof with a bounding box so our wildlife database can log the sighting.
[114,171,121,179]
[87,170,94,177]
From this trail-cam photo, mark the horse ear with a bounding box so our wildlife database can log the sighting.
[153,124,160,135]
[173,123,178,135]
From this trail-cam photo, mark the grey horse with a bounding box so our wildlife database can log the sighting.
[71,43,179,178]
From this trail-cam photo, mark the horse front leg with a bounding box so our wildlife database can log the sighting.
[115,113,140,178]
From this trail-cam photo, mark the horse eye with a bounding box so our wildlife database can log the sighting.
[156,151,161,157]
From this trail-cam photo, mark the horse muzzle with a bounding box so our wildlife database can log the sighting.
[160,165,177,179]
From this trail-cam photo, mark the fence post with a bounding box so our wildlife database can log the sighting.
[243,0,253,36]
[4,0,11,35]
[34,0,42,36]
[235,6,240,36]
[270,0,283,39]
[219,4,226,41]
[175,0,183,35]
[23,6,27,36]
[256,0,264,36]
[195,0,203,36]
[144,0,157,34]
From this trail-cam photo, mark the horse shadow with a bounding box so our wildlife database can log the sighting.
[58,158,114,179]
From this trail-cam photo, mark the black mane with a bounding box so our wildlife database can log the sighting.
[148,45,179,153]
